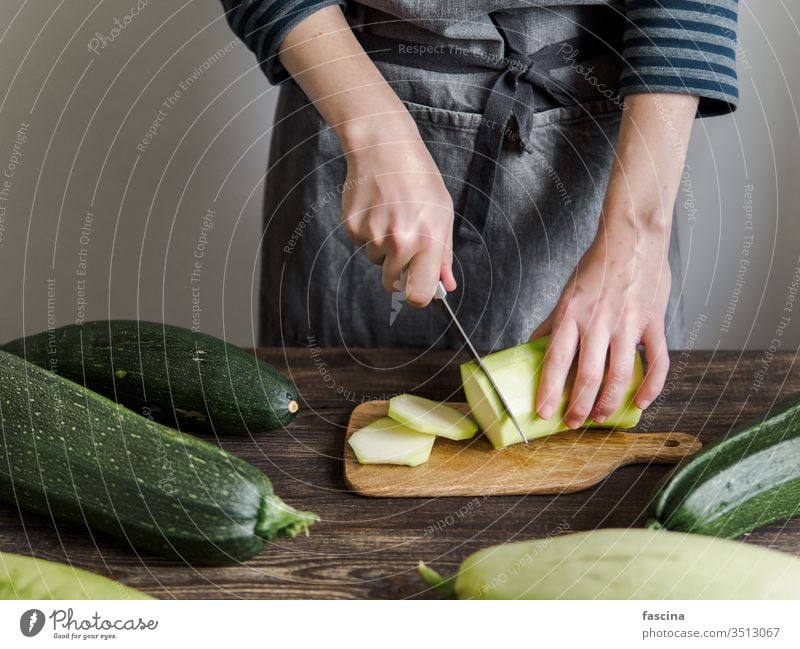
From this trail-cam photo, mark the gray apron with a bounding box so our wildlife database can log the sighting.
[259,6,685,350]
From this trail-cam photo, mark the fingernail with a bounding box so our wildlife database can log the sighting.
[539,404,554,420]
[594,413,607,423]
[639,400,651,410]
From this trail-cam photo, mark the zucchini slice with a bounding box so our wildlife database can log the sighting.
[388,394,478,440]
[348,417,435,467]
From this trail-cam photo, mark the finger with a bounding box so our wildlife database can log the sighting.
[593,329,637,422]
[353,202,386,249]
[406,244,443,307]
[536,319,579,420]
[565,329,610,429]
[341,199,369,246]
[636,324,670,409]
[364,242,386,266]
[381,240,415,293]
[344,219,367,247]
[361,207,391,264]
[440,225,457,292]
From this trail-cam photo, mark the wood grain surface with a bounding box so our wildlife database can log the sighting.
[1,348,799,599]
[344,401,701,496]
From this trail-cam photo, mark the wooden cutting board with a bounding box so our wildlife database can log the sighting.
[344,401,701,497]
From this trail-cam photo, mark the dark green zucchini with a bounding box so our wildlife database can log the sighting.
[1,320,299,435]
[646,392,800,538]
[0,349,317,564]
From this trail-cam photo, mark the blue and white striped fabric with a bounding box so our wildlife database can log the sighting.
[619,0,739,115]
[219,0,739,115]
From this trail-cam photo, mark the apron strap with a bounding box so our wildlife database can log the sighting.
[354,17,621,243]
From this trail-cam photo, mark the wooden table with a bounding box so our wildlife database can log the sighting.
[1,348,799,599]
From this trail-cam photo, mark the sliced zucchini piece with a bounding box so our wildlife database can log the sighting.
[348,417,436,466]
[388,394,478,440]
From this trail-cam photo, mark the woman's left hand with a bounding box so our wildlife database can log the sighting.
[530,92,700,429]
[530,217,672,429]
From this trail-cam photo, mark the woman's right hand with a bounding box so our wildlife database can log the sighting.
[277,5,455,307]
[339,116,457,307]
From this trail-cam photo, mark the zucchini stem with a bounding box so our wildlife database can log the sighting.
[417,562,457,598]
[257,495,319,540]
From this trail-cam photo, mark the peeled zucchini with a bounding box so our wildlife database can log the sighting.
[1,552,151,600]
[348,417,435,466]
[461,336,643,448]
[388,394,478,440]
[419,528,800,599]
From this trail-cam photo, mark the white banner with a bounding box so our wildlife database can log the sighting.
[0,600,798,648]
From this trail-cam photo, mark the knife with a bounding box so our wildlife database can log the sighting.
[398,272,528,445]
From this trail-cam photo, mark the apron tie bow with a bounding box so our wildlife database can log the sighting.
[354,16,621,244]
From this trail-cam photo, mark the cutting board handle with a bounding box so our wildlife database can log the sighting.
[622,431,701,464]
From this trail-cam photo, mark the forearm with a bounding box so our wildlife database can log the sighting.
[277,5,417,153]
[600,93,699,245]
[535,93,700,424]
[277,6,455,303]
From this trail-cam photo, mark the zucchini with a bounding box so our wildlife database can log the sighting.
[1,552,151,600]
[646,392,800,538]
[348,417,435,466]
[0,349,317,564]
[418,528,800,599]
[388,394,478,440]
[460,336,643,449]
[1,320,299,435]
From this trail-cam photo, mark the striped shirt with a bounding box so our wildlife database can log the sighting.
[219,0,739,116]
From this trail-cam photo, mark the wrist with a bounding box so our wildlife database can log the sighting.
[601,207,672,237]
[336,107,421,156]
[596,208,672,264]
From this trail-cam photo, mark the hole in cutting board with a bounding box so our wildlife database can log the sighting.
[664,439,680,448]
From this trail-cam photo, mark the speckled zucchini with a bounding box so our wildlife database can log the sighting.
[0,350,317,564]
[646,392,800,538]
[1,320,299,434]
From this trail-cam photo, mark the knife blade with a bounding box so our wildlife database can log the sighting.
[397,272,527,445]
[432,282,528,445]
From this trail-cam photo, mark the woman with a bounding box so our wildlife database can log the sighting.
[220,1,738,429]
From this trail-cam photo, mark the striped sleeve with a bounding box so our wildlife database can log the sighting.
[619,0,740,116]
[219,0,347,84]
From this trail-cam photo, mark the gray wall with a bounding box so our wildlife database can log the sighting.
[0,0,797,349]
[675,2,800,351]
